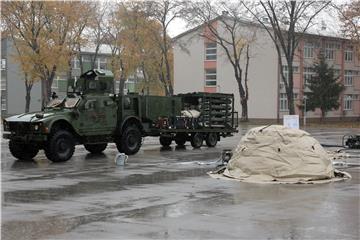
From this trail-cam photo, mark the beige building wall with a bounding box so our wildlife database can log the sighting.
[174,32,205,94]
[174,22,279,120]
[216,22,278,119]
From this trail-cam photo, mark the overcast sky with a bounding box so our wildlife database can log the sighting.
[166,1,345,39]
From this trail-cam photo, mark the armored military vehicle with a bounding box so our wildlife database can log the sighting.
[3,69,238,162]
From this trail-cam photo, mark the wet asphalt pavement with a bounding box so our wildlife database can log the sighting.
[1,125,360,240]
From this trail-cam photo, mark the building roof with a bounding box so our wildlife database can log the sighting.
[173,15,349,43]
[80,44,112,55]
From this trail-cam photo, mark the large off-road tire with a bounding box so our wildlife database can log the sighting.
[205,133,218,147]
[44,130,75,162]
[191,133,203,148]
[116,125,142,155]
[159,136,172,147]
[9,140,39,160]
[175,133,187,146]
[84,143,107,154]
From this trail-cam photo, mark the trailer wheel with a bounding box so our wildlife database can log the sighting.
[9,140,39,160]
[191,133,203,148]
[44,130,75,162]
[175,133,187,146]
[160,136,172,147]
[117,125,142,155]
[206,133,218,147]
[84,143,107,154]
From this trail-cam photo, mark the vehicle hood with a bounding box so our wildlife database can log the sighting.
[5,112,56,123]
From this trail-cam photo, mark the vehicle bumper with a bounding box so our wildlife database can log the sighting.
[3,132,47,142]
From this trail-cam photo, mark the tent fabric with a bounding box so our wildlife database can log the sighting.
[212,125,350,184]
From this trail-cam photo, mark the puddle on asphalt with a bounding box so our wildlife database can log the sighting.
[3,168,214,203]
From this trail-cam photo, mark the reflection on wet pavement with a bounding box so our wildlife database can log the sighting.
[1,127,360,240]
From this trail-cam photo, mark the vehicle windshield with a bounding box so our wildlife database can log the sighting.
[46,97,80,109]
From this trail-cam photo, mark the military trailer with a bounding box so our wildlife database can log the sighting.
[3,69,238,162]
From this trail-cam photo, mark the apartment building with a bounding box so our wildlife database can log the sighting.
[173,18,360,122]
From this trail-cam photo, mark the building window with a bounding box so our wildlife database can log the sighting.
[345,47,353,62]
[280,93,288,111]
[97,57,107,70]
[52,76,67,92]
[1,97,6,111]
[1,59,6,71]
[325,42,336,60]
[0,77,6,91]
[124,77,137,94]
[205,42,217,60]
[304,67,315,86]
[344,95,353,110]
[71,57,80,69]
[304,42,314,58]
[205,69,217,86]
[280,66,295,88]
[344,70,354,86]
[82,55,92,72]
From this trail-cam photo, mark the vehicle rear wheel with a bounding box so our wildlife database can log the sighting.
[206,133,218,147]
[9,140,39,160]
[160,136,172,147]
[84,143,107,154]
[175,133,187,146]
[191,133,203,148]
[44,130,75,162]
[116,125,142,155]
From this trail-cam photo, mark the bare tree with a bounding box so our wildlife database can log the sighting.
[88,3,109,70]
[332,1,360,58]
[243,0,330,115]
[183,0,256,121]
[146,0,182,96]
[67,3,96,80]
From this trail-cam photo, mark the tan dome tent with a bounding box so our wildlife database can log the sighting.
[210,125,350,184]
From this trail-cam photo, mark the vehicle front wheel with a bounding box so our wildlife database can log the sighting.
[116,125,142,155]
[44,130,75,162]
[84,143,107,154]
[205,133,218,147]
[9,140,39,160]
[191,133,203,148]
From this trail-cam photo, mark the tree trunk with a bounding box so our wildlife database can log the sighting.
[118,60,126,95]
[321,109,325,122]
[287,60,295,114]
[78,45,84,74]
[42,66,57,107]
[234,60,248,121]
[24,74,32,113]
[235,74,248,122]
[242,45,250,121]
[240,98,248,121]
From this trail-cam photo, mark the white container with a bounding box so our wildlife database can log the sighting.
[115,153,128,166]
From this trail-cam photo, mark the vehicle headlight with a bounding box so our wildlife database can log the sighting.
[33,123,42,131]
